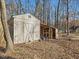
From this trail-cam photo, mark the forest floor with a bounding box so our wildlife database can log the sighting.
[0,39,79,59]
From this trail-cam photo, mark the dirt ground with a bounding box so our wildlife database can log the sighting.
[0,39,79,59]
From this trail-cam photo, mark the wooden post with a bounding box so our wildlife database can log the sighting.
[46,29,48,39]
[43,27,44,39]
[49,27,51,39]
[50,28,52,39]
[55,28,58,39]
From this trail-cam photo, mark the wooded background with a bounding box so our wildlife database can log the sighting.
[5,0,79,33]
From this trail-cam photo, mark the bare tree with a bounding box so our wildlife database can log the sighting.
[35,0,43,22]
[43,0,51,25]
[66,0,69,35]
[61,0,69,35]
[0,0,14,52]
[56,0,60,28]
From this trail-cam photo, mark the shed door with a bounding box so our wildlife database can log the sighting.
[24,23,34,42]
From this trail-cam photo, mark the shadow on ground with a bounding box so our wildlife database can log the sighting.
[0,47,6,53]
[0,56,16,59]
[0,47,16,59]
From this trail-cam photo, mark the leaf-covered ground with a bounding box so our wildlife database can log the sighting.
[0,39,79,59]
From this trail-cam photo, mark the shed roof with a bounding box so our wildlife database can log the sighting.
[13,13,40,21]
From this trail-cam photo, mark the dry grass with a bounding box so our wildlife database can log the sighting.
[0,39,79,59]
[14,40,73,59]
[8,40,79,59]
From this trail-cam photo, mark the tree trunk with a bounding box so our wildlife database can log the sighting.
[0,0,14,52]
[66,0,69,35]
[56,0,60,29]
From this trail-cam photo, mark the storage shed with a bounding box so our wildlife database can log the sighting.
[8,13,58,44]
[9,14,40,44]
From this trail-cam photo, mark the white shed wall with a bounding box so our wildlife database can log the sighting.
[14,14,40,44]
[14,19,24,44]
